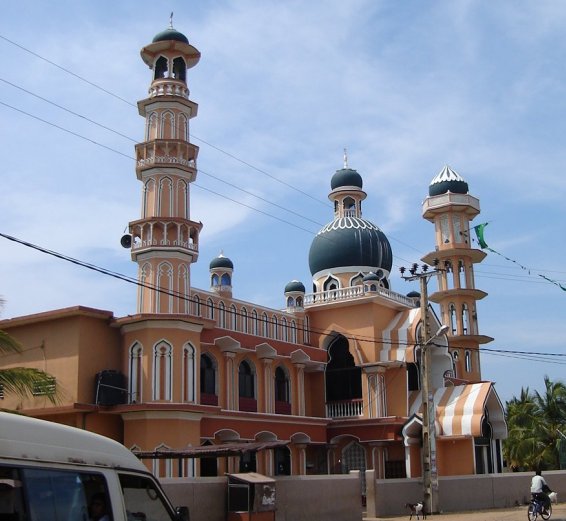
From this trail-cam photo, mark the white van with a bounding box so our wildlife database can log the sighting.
[0,412,189,521]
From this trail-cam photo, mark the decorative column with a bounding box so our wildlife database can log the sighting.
[223,352,236,410]
[293,363,305,416]
[262,358,274,414]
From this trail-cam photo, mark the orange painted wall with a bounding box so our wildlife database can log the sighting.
[437,437,474,475]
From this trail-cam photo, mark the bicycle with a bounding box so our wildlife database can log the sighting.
[528,495,552,521]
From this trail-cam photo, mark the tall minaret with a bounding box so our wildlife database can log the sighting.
[421,166,493,382]
[128,19,202,314]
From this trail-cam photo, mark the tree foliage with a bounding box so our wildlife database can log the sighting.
[0,298,59,405]
[504,376,566,471]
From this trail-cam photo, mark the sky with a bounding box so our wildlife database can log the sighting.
[1,0,565,405]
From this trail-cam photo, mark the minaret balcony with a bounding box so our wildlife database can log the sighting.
[422,192,480,218]
[148,78,189,99]
[135,140,198,180]
[129,218,201,257]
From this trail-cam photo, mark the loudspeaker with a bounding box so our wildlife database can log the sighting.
[120,234,132,248]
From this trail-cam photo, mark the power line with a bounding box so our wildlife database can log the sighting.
[0,32,328,206]
[2,231,564,365]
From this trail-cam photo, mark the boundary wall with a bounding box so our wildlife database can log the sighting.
[366,469,566,517]
[161,473,362,521]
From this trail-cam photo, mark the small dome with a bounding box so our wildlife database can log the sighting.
[309,217,392,276]
[363,272,381,282]
[429,166,469,196]
[285,280,306,293]
[209,253,233,270]
[152,28,190,44]
[330,168,363,190]
[406,291,421,298]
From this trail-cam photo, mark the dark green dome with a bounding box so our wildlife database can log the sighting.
[363,272,382,282]
[309,217,392,276]
[152,28,189,44]
[285,280,306,293]
[209,254,233,270]
[330,168,363,190]
[406,291,421,298]
[429,166,469,196]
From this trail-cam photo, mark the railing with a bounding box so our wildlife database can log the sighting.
[326,399,364,418]
[422,192,480,213]
[135,140,198,171]
[148,79,189,99]
[304,285,416,308]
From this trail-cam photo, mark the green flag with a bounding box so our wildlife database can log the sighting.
[474,223,489,249]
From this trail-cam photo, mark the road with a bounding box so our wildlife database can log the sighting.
[365,503,566,521]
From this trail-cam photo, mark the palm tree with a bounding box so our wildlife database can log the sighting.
[0,298,59,404]
[504,377,566,471]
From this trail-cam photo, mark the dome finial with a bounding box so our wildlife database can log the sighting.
[169,12,174,29]
[343,148,349,168]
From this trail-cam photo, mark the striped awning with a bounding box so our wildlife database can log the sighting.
[408,382,506,437]
[379,308,419,362]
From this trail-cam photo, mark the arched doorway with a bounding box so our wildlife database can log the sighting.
[325,335,362,409]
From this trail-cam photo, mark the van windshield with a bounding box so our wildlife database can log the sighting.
[0,465,111,520]
[119,472,177,521]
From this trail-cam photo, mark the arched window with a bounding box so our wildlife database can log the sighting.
[192,294,201,316]
[252,309,259,335]
[200,353,217,405]
[272,315,278,340]
[462,303,470,334]
[161,111,175,140]
[290,320,297,344]
[153,341,172,401]
[286,296,294,308]
[179,265,190,313]
[218,301,226,328]
[158,177,173,217]
[281,317,288,342]
[147,112,158,141]
[261,313,269,337]
[296,296,303,308]
[221,273,231,286]
[172,57,186,81]
[154,56,168,79]
[325,335,361,403]
[274,366,290,410]
[350,274,363,286]
[139,263,151,313]
[324,276,340,292]
[465,350,472,372]
[343,196,356,216]
[241,307,248,333]
[157,262,173,313]
[211,274,220,287]
[143,178,156,218]
[449,303,457,334]
[183,344,195,402]
[178,113,188,141]
[239,360,255,399]
[230,305,238,330]
[128,342,143,403]
[207,298,214,320]
[304,316,310,344]
[238,360,257,412]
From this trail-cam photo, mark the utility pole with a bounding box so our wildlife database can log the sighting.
[400,263,447,515]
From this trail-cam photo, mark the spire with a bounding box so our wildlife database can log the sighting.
[169,12,174,29]
[343,148,349,169]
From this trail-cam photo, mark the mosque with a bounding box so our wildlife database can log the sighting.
[0,22,507,481]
